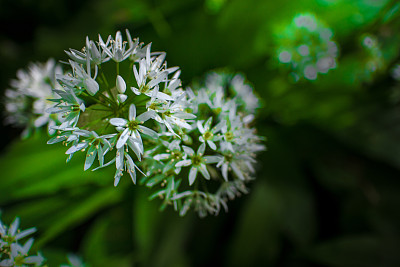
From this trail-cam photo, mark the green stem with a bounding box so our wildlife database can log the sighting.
[99,65,116,103]
[82,92,108,107]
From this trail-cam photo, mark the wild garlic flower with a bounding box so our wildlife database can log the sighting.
[47,29,195,188]
[3,59,63,138]
[142,70,265,217]
[275,13,338,81]
[359,34,384,81]
[0,217,45,267]
[6,30,266,217]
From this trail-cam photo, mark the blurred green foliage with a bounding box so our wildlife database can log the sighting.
[1,0,400,266]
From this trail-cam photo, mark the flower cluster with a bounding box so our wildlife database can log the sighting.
[3,59,63,138]
[5,30,265,217]
[46,29,195,187]
[0,217,44,266]
[359,34,384,81]
[142,71,265,217]
[275,13,338,81]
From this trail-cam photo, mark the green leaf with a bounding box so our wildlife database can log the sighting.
[35,186,122,247]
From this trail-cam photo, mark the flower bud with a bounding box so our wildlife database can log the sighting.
[116,75,126,94]
[117,93,127,103]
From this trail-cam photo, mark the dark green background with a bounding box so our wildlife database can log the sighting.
[1,0,400,266]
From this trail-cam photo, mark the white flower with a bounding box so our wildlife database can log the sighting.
[175,144,220,185]
[150,93,195,135]
[197,117,223,150]
[47,87,85,129]
[4,59,63,136]
[110,104,157,154]
[99,30,136,62]
[114,146,145,186]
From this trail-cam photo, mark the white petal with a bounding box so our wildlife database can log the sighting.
[231,162,245,180]
[131,86,141,95]
[127,137,142,160]
[15,227,36,240]
[207,140,217,150]
[175,159,192,167]
[84,77,99,96]
[197,142,205,155]
[197,120,205,133]
[198,164,210,180]
[148,72,167,88]
[156,91,173,101]
[136,110,155,123]
[222,163,228,181]
[110,118,127,127]
[9,218,19,236]
[116,128,130,149]
[203,155,222,164]
[133,65,141,85]
[129,104,136,120]
[139,125,158,138]
[189,167,198,185]
[117,94,128,103]
[182,145,195,156]
[154,153,170,160]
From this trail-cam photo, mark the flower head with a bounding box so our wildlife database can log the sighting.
[4,59,63,137]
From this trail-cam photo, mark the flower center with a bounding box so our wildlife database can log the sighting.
[127,120,139,130]
[15,255,25,266]
[4,235,15,244]
[192,155,203,166]
[163,111,171,117]
[140,84,150,93]
[203,131,213,140]
[224,153,233,162]
[171,150,182,160]
[225,131,234,142]
[213,107,222,114]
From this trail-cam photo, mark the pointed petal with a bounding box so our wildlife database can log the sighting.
[189,167,198,185]
[197,120,205,133]
[175,159,192,167]
[207,140,217,150]
[116,128,130,149]
[203,155,222,164]
[231,162,245,180]
[15,227,36,240]
[136,110,155,123]
[182,145,195,156]
[139,125,158,138]
[129,104,136,120]
[9,218,19,236]
[198,164,210,180]
[125,154,137,184]
[127,137,142,160]
[222,163,229,181]
[197,142,206,155]
[110,118,128,127]
[84,77,99,96]
[84,146,97,170]
[133,65,141,86]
